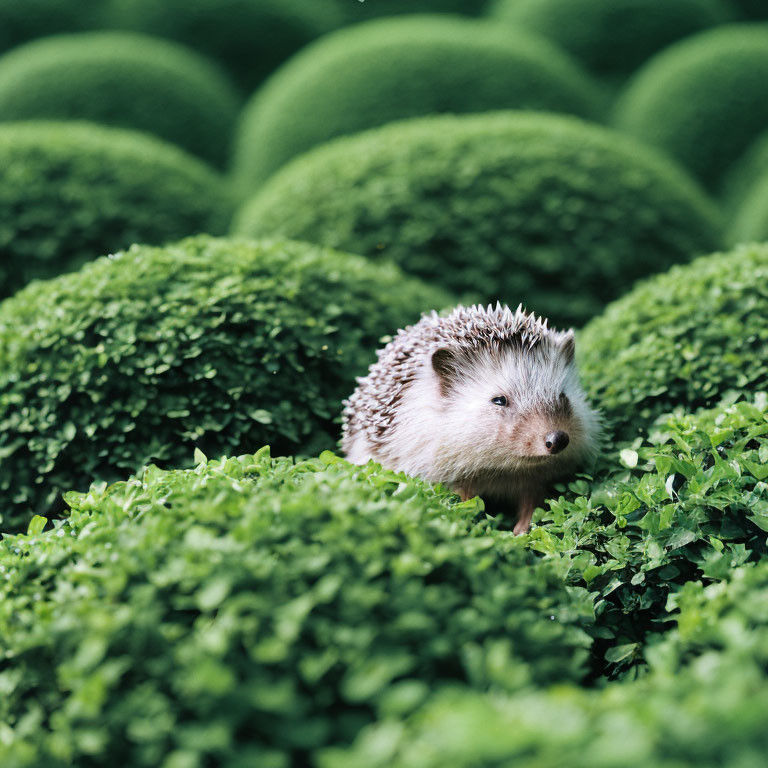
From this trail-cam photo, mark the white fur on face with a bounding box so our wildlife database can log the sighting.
[355,343,599,495]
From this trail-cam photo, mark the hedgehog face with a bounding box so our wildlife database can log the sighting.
[430,338,599,476]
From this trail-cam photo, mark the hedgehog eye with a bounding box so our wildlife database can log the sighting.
[491,396,508,407]
[559,392,568,402]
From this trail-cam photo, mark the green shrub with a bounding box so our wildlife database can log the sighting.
[0,450,593,766]
[0,122,235,297]
[106,0,341,92]
[579,242,768,438]
[328,648,768,768]
[234,111,722,327]
[0,235,449,531]
[332,561,768,768]
[613,25,768,190]
[0,32,240,168]
[234,16,602,187]
[723,137,768,243]
[531,395,768,677]
[490,0,731,81]
[0,0,104,53]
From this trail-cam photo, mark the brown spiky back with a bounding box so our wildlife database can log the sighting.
[342,303,568,447]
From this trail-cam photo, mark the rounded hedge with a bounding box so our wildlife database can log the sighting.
[234,16,602,187]
[533,395,768,677]
[579,242,768,438]
[0,31,240,168]
[0,235,450,530]
[0,451,593,766]
[613,25,768,190]
[235,111,722,327]
[0,122,235,297]
[490,0,731,81]
[106,0,341,92]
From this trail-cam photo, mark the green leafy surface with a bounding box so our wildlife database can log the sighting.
[0,235,450,531]
[614,24,768,190]
[579,242,768,438]
[0,121,235,296]
[233,15,602,187]
[0,31,240,168]
[235,110,721,327]
[0,451,593,766]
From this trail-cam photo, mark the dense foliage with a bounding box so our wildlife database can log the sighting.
[614,24,768,189]
[531,396,768,677]
[0,31,240,168]
[0,122,234,297]
[0,450,593,767]
[490,0,730,81]
[0,236,449,531]
[233,16,601,187]
[235,111,721,327]
[106,0,341,92]
[579,242,768,438]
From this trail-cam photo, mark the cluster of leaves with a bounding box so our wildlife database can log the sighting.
[491,0,730,82]
[0,31,240,168]
[106,0,341,92]
[233,15,601,187]
[0,450,593,767]
[328,625,768,768]
[579,242,768,439]
[614,24,768,189]
[0,121,235,297]
[235,110,721,327]
[0,235,450,532]
[530,395,768,677]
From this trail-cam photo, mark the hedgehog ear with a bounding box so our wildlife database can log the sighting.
[431,348,458,395]
[560,330,575,365]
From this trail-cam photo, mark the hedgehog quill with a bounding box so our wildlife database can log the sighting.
[342,303,600,534]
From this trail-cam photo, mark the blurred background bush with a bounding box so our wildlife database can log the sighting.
[1,1,767,766]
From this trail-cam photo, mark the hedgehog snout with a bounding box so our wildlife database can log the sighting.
[544,431,569,455]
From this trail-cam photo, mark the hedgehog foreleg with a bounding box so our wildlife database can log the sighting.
[512,491,543,535]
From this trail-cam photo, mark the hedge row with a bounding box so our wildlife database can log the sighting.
[0,122,235,298]
[0,450,593,767]
[614,24,768,190]
[490,0,730,81]
[234,15,602,187]
[0,31,240,168]
[0,235,449,532]
[236,110,722,327]
[579,241,768,438]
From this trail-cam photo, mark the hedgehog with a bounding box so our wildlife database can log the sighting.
[342,303,600,534]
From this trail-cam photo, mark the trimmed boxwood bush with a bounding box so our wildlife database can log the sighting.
[333,561,768,768]
[234,16,602,187]
[0,122,235,297]
[0,31,240,168]
[235,111,722,327]
[530,395,768,678]
[579,242,768,438]
[613,25,768,190]
[490,0,731,81]
[0,450,593,766]
[106,0,341,92]
[0,235,450,531]
[330,643,768,768]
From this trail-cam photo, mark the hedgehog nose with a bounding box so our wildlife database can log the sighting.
[545,431,569,455]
